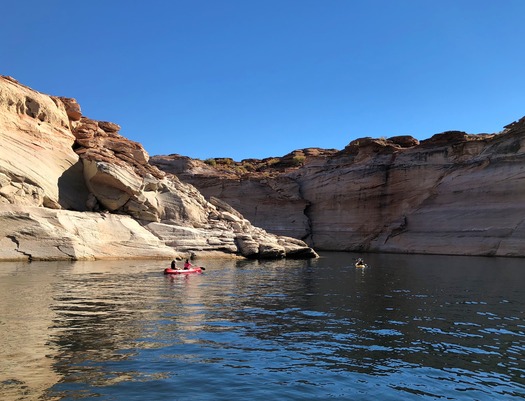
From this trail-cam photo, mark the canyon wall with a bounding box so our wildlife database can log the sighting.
[5,74,523,259]
[0,76,316,261]
[152,125,525,257]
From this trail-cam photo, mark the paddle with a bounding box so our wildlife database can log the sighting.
[183,265,206,271]
[182,258,206,271]
[186,262,205,270]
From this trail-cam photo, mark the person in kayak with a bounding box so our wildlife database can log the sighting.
[183,259,192,270]
[355,258,367,268]
[170,260,177,269]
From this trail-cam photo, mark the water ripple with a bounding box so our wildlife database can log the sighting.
[1,255,525,400]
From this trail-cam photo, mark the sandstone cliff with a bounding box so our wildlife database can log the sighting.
[152,125,525,257]
[0,76,317,261]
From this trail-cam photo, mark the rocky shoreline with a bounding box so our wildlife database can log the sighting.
[0,76,317,261]
[2,75,524,260]
[152,123,525,257]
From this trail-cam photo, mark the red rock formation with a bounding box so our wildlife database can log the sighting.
[153,123,525,257]
[0,76,317,260]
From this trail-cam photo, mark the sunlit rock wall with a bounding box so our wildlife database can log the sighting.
[0,76,317,261]
[156,127,525,257]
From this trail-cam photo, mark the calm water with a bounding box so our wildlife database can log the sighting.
[0,253,524,401]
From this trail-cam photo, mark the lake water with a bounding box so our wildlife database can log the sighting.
[1,252,524,400]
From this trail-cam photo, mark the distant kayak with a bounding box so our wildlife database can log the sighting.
[164,267,203,275]
[355,263,367,268]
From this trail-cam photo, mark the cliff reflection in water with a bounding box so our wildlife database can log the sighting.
[0,260,174,399]
[201,253,523,382]
[1,254,524,401]
[0,262,61,400]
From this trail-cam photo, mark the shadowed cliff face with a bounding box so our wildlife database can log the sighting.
[0,76,317,261]
[152,122,525,257]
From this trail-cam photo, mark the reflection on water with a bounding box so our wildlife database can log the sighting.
[0,262,65,400]
[0,254,524,400]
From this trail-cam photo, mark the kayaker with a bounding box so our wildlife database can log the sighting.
[183,259,192,270]
[355,258,367,268]
[170,260,177,269]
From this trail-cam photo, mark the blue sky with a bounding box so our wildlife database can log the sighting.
[2,0,525,160]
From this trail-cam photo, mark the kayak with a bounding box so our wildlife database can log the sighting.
[355,262,367,268]
[164,267,203,275]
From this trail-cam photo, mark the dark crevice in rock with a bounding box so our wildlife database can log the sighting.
[56,246,75,260]
[294,177,314,245]
[6,235,19,248]
[7,235,33,262]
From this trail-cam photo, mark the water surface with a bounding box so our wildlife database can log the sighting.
[0,253,524,400]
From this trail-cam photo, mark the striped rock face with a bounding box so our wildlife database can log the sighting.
[155,122,525,257]
[0,76,83,210]
[0,76,317,261]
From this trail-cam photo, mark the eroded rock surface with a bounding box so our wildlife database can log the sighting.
[0,76,317,261]
[152,123,525,257]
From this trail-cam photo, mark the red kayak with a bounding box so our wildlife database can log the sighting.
[164,267,203,275]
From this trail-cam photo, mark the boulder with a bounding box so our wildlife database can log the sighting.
[0,205,177,261]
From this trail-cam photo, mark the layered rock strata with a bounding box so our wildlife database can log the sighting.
[152,126,525,257]
[0,76,317,261]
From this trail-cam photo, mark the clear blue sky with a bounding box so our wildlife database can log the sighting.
[2,0,525,160]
